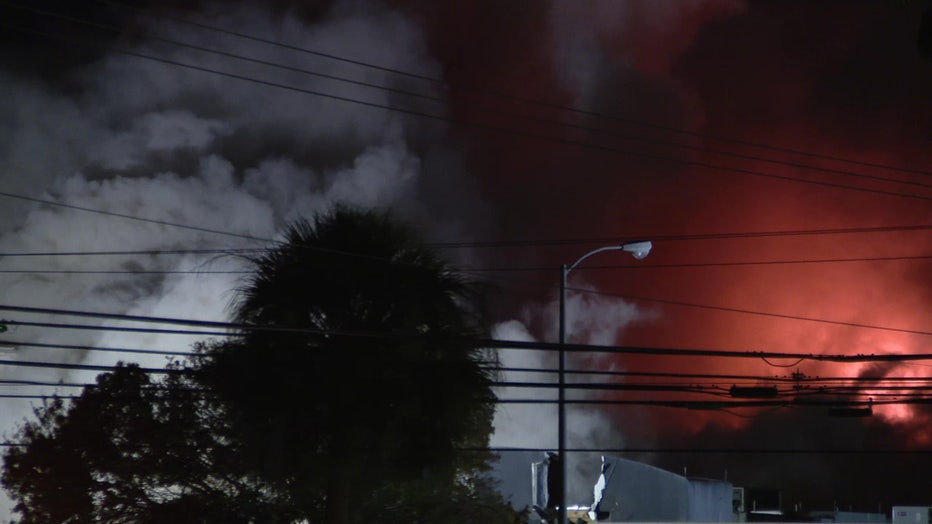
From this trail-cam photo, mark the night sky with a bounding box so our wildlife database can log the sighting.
[0,0,930,519]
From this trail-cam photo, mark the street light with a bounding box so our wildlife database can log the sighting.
[557,241,652,524]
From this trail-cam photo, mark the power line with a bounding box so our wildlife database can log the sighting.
[0,248,263,257]
[471,397,918,411]
[93,0,932,179]
[0,189,272,243]
[2,22,930,204]
[4,335,929,389]
[0,393,904,406]
[489,366,932,384]
[467,254,932,273]
[3,320,231,337]
[432,224,932,249]
[0,394,79,400]
[3,440,932,458]
[494,381,727,396]
[1,340,195,357]
[0,225,929,259]
[2,440,931,454]
[0,378,92,388]
[0,191,448,272]
[3,322,932,365]
[1,254,930,276]
[574,287,932,337]
[626,254,932,268]
[2,305,930,361]
[0,269,251,275]
[8,378,928,395]
[485,447,932,454]
[9,0,931,192]
[0,358,177,374]
[0,304,386,337]
[495,398,911,407]
[0,368,869,390]
[501,382,932,398]
[0,385,913,409]
[2,351,928,388]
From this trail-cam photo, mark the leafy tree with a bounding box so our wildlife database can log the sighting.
[2,363,295,524]
[195,206,503,522]
[3,206,511,523]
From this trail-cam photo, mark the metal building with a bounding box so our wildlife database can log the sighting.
[589,456,734,522]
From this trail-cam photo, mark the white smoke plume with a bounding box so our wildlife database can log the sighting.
[0,1,671,518]
[0,1,473,517]
[490,284,654,507]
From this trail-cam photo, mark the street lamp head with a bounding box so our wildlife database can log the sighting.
[621,240,652,260]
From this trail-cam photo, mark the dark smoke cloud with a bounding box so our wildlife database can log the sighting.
[396,0,931,510]
[1,0,930,517]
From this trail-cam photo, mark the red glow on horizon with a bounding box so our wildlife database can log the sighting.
[400,0,931,448]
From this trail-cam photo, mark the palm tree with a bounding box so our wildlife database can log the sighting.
[196,206,502,523]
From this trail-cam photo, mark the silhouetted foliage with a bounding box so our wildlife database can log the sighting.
[195,206,503,522]
[3,206,510,523]
[2,363,296,523]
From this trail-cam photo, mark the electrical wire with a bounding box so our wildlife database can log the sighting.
[0,269,252,275]
[1,20,930,204]
[0,189,272,243]
[5,341,930,388]
[0,358,178,374]
[494,381,727,395]
[15,380,928,397]
[7,0,930,192]
[0,248,267,258]
[8,373,932,403]
[92,0,932,179]
[3,355,930,392]
[487,366,932,384]
[571,287,932,337]
[0,378,90,388]
[761,357,806,368]
[0,248,263,257]
[2,253,930,276]
[482,447,932,454]
[468,254,932,273]
[0,387,917,409]
[4,313,932,364]
[3,441,932,453]
[3,320,231,337]
[460,397,919,408]
[432,224,932,249]
[0,442,922,454]
[0,224,930,259]
[1,340,195,357]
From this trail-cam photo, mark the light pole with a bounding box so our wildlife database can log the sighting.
[557,241,652,524]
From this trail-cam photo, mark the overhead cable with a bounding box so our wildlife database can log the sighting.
[1,340,195,357]
[1,20,929,203]
[2,311,932,364]
[9,0,931,192]
[1,224,930,259]
[0,189,272,243]
[92,0,932,179]
[574,287,932,336]
[2,254,930,276]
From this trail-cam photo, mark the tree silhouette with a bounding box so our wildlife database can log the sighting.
[2,363,296,524]
[194,206,504,523]
[3,207,512,523]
